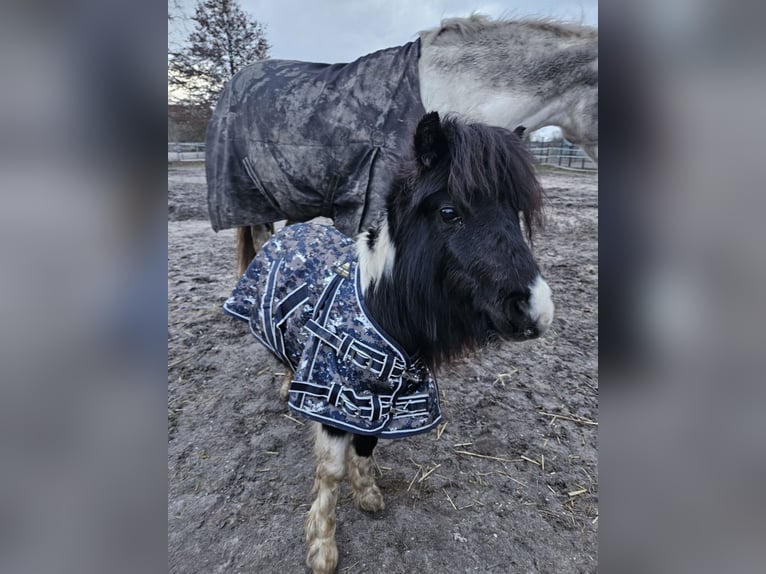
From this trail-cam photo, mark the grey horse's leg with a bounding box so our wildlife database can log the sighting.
[236,223,274,276]
[279,370,292,401]
[237,221,305,276]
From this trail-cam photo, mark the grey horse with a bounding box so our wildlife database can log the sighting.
[205,15,598,274]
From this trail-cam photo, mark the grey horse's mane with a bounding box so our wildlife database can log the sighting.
[417,14,597,95]
[418,14,597,45]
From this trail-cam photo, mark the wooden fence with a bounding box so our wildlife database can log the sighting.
[168,142,205,162]
[527,141,597,172]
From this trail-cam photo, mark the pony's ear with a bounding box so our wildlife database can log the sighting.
[513,125,526,139]
[414,111,448,169]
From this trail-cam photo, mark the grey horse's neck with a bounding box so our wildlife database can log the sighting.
[417,16,597,147]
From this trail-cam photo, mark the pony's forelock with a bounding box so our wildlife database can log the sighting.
[440,116,545,242]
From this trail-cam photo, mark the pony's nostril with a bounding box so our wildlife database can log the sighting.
[505,292,528,317]
[507,290,527,303]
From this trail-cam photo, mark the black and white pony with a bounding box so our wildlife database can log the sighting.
[205,14,597,276]
[223,112,553,574]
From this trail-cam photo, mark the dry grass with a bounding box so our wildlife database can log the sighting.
[453,450,523,464]
[281,413,305,425]
[539,410,597,426]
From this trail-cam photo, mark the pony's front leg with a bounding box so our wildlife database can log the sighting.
[348,435,384,512]
[305,424,350,574]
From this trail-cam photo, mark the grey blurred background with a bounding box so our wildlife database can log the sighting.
[599,1,766,572]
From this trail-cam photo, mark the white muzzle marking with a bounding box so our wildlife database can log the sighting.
[528,275,554,334]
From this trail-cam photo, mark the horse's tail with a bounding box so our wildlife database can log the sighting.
[237,223,276,276]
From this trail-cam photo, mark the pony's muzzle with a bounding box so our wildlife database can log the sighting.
[527,275,554,335]
[506,275,554,339]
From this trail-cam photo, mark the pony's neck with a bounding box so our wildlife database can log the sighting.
[355,220,430,360]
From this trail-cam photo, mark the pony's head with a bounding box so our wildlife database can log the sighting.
[359,112,553,369]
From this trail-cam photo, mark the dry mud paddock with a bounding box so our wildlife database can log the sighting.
[168,164,598,573]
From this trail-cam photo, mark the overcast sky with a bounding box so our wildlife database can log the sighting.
[170,0,596,62]
[169,0,597,138]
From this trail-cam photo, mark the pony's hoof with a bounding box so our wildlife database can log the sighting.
[306,537,338,574]
[354,485,385,513]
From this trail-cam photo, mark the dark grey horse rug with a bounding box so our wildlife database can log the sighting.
[223,223,441,437]
[206,41,425,236]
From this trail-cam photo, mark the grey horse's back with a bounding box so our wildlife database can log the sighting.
[205,41,425,236]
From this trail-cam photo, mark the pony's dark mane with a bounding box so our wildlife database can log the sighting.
[364,116,545,370]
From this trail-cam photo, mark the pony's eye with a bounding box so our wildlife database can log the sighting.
[440,207,462,224]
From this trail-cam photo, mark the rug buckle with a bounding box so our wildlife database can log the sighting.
[334,262,352,278]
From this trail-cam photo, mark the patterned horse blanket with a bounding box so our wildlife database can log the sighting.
[223,223,442,437]
[206,41,425,236]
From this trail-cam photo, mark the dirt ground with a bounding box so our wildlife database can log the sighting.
[168,164,598,573]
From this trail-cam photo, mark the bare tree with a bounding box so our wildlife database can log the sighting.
[169,0,270,110]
